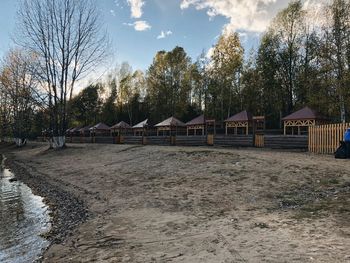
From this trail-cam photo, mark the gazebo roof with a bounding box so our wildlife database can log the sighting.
[155,117,186,127]
[69,127,81,133]
[90,122,110,131]
[133,119,149,129]
[186,115,205,126]
[282,106,324,121]
[225,110,253,122]
[111,121,132,129]
[78,125,92,132]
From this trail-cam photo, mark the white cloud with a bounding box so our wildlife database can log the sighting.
[180,0,330,34]
[157,30,173,39]
[180,0,282,33]
[124,20,151,31]
[127,0,145,18]
[110,9,116,16]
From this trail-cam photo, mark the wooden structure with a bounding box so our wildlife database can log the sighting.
[90,122,110,136]
[282,106,326,135]
[309,123,350,154]
[253,116,265,133]
[65,128,73,136]
[186,115,216,136]
[68,127,81,137]
[155,117,186,136]
[110,121,132,136]
[132,119,149,136]
[225,110,253,135]
[78,125,92,137]
[255,134,264,148]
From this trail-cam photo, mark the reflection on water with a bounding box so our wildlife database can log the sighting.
[0,156,51,263]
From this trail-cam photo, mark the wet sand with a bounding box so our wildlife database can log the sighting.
[1,142,350,262]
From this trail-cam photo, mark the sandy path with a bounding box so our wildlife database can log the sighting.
[2,143,350,262]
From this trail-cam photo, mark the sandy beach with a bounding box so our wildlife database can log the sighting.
[1,142,350,262]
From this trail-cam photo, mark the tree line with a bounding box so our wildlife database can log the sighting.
[1,0,350,147]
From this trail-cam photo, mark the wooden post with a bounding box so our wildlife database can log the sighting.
[225,124,228,135]
[284,123,286,135]
[187,127,188,136]
[298,126,301,135]
[207,134,214,146]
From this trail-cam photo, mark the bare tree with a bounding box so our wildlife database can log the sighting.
[17,0,108,147]
[0,49,42,146]
[0,81,12,142]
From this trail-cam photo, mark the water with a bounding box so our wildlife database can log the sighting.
[0,156,51,263]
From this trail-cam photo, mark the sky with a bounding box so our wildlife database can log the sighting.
[0,0,326,75]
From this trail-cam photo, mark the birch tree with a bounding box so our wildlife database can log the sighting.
[17,0,108,148]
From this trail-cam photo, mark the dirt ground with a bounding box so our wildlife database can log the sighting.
[3,143,350,262]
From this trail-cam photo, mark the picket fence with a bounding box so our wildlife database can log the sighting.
[309,123,350,154]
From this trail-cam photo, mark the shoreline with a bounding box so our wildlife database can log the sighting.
[0,143,89,262]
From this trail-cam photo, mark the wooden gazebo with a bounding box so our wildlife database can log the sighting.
[225,110,253,135]
[78,125,92,137]
[186,115,216,136]
[89,122,110,136]
[133,119,149,136]
[282,106,326,135]
[110,121,132,136]
[68,127,82,137]
[155,117,186,136]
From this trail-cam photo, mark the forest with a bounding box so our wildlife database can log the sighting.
[0,0,350,147]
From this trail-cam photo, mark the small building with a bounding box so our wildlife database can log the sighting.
[90,122,110,136]
[132,119,149,136]
[282,106,326,135]
[68,127,82,137]
[225,110,253,135]
[65,128,73,136]
[110,121,132,136]
[186,115,216,136]
[155,117,186,136]
[78,125,92,137]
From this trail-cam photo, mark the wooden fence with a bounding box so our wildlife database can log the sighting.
[254,134,264,148]
[264,135,308,150]
[214,135,253,147]
[309,123,350,154]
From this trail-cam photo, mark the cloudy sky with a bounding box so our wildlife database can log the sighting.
[0,0,323,72]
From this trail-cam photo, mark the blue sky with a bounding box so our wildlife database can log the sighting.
[0,0,323,72]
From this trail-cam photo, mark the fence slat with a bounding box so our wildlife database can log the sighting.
[308,123,349,154]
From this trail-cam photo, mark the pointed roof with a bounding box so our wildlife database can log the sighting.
[133,119,149,129]
[78,125,93,132]
[111,121,132,129]
[186,115,205,126]
[90,122,110,131]
[69,127,82,133]
[282,106,324,121]
[225,110,253,122]
[155,117,186,127]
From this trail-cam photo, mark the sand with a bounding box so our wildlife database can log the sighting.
[1,142,350,262]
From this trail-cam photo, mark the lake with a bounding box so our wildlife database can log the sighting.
[0,156,51,263]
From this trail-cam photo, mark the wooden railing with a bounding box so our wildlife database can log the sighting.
[309,123,350,154]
